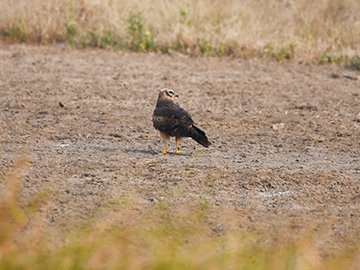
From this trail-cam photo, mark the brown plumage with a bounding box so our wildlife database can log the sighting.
[152,88,211,155]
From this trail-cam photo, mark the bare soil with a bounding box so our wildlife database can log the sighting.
[0,45,359,252]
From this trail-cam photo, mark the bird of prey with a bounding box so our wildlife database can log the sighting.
[152,88,211,155]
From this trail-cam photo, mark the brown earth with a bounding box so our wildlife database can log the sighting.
[0,45,359,253]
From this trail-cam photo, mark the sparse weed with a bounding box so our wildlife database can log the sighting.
[350,56,360,70]
[198,40,227,57]
[179,7,191,25]
[199,40,214,57]
[100,31,123,50]
[65,20,77,46]
[0,20,27,41]
[264,43,275,55]
[127,13,156,52]
[264,43,296,61]
[319,52,341,64]
[81,29,121,49]
[277,44,296,61]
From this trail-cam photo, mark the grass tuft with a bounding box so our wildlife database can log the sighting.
[65,21,77,46]
[127,13,156,52]
[319,52,341,64]
[0,20,27,41]
[349,56,360,70]
[264,43,297,61]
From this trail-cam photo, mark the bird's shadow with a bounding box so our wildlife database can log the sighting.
[127,148,191,157]
[127,148,158,155]
[166,152,191,157]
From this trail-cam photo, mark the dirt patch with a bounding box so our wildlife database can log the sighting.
[0,45,359,252]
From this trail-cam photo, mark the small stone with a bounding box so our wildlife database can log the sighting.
[272,123,285,130]
[109,133,122,138]
[356,112,360,122]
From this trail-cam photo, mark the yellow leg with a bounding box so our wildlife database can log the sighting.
[175,137,180,155]
[159,132,169,155]
[161,144,167,155]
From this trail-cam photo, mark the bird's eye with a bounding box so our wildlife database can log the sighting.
[168,90,174,96]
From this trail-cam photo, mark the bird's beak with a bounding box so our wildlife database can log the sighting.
[175,93,179,97]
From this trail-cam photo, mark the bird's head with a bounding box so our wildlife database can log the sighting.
[158,88,179,102]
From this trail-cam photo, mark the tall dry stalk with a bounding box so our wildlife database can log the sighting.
[1,0,360,60]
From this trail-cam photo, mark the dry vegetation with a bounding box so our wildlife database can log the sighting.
[1,160,359,270]
[1,0,360,65]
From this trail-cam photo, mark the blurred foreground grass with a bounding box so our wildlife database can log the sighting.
[1,0,360,67]
[1,159,360,270]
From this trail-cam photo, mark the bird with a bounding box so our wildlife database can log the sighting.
[152,88,211,155]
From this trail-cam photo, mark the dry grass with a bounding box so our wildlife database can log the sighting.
[1,160,360,270]
[1,0,360,63]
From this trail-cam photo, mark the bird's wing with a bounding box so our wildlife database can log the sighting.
[153,104,194,136]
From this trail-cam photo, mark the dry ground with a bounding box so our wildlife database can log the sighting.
[0,45,359,253]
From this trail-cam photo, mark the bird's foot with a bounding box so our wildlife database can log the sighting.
[160,150,167,155]
[174,149,180,155]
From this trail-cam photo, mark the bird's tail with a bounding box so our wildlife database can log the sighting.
[189,125,211,148]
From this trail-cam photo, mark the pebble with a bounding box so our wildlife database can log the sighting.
[272,123,285,130]
[356,112,360,122]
